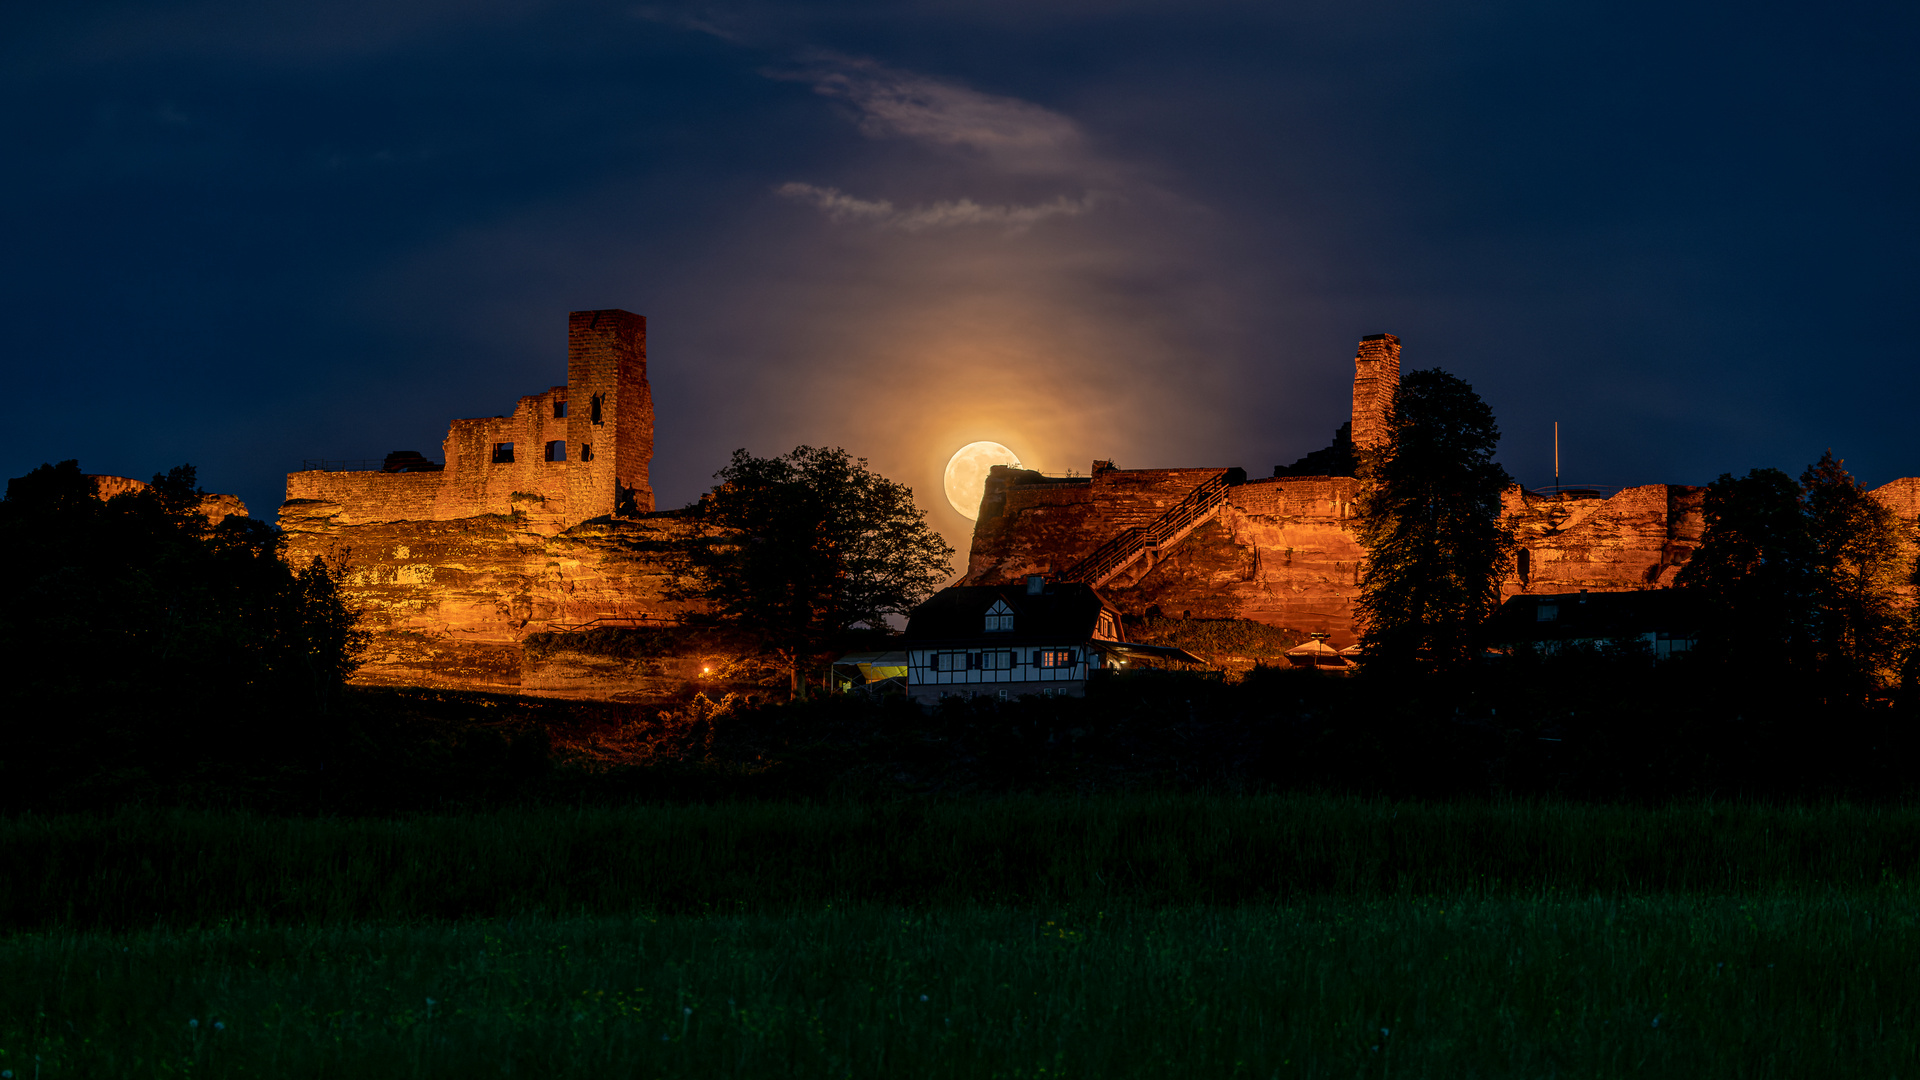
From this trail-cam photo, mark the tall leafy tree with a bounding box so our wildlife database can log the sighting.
[681,446,953,698]
[1354,369,1515,672]
[1800,452,1912,703]
[1674,467,1815,672]
[1677,453,1914,703]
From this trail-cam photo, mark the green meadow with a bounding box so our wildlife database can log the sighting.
[2,796,1915,1077]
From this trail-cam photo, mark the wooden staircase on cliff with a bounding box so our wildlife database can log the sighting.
[1060,473,1237,589]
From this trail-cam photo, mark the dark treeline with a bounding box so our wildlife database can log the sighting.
[0,461,364,809]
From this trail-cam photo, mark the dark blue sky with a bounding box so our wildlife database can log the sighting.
[3,0,1915,544]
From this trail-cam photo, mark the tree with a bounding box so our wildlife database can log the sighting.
[1800,451,1912,703]
[1676,453,1914,703]
[0,460,367,798]
[680,446,954,698]
[1354,368,1515,673]
[1673,467,1815,673]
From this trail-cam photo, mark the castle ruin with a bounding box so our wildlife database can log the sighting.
[279,310,709,697]
[279,312,1920,695]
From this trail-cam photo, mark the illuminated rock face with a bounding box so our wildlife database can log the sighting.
[278,506,713,695]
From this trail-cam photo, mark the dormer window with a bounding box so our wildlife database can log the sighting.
[984,599,1014,632]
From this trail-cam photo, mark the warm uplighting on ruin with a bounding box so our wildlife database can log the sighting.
[944,441,1021,520]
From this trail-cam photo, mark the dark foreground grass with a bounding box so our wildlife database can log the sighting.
[4,795,1919,928]
[2,897,1914,1079]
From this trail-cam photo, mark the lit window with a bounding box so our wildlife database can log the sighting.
[491,442,514,464]
[985,599,1014,632]
[545,440,566,462]
[1038,649,1075,669]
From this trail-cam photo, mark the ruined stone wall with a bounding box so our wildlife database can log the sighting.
[1503,485,1705,594]
[288,309,652,533]
[285,470,450,525]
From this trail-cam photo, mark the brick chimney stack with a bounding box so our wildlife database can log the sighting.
[1349,333,1401,452]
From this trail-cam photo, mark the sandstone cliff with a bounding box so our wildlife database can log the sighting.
[278,498,731,699]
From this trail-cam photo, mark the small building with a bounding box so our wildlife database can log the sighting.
[1481,589,1698,660]
[902,577,1201,704]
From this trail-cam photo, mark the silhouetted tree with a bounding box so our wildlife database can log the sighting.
[1674,467,1815,673]
[681,446,953,698]
[0,460,366,799]
[1677,453,1914,704]
[1354,369,1514,673]
[1802,451,1912,704]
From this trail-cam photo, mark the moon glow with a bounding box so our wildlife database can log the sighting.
[944,441,1022,520]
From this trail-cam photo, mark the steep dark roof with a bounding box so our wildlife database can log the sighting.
[904,582,1115,645]
[1482,589,1700,644]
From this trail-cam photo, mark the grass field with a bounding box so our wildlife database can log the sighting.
[2,899,1913,1078]
[2,795,1915,1077]
[3,795,1918,927]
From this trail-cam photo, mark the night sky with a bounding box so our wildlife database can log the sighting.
[4,1,1915,550]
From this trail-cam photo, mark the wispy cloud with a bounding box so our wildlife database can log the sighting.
[800,58,1087,171]
[775,182,1095,232]
[772,57,1117,231]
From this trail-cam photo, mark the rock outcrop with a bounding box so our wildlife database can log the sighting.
[278,502,717,696]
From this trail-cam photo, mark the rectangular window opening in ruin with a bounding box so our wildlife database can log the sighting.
[591,393,604,425]
[492,442,514,464]
[553,400,567,418]
[579,443,594,462]
[545,440,566,463]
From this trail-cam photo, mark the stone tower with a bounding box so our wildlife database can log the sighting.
[565,309,654,518]
[1349,333,1401,452]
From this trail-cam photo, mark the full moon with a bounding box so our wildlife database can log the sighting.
[944,441,1022,519]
